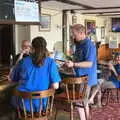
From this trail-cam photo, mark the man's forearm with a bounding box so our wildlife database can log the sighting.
[74,61,93,68]
[16,53,24,65]
[112,68,118,76]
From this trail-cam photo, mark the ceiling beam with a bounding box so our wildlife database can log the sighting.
[41,0,51,1]
[65,6,120,11]
[82,11,120,14]
[97,14,120,16]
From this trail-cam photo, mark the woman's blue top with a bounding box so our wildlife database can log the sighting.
[11,56,61,111]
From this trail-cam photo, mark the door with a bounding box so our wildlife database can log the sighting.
[0,25,15,66]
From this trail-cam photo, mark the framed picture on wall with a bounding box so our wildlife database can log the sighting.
[85,20,96,35]
[39,14,51,31]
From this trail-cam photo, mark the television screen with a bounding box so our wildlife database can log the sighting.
[112,18,120,32]
[0,0,40,24]
[15,0,40,22]
[0,0,15,20]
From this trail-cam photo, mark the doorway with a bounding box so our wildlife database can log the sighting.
[0,25,15,66]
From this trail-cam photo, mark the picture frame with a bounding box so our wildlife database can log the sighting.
[39,14,51,31]
[85,20,96,35]
[101,26,105,39]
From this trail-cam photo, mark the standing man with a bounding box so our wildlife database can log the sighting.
[14,40,31,65]
[65,24,97,119]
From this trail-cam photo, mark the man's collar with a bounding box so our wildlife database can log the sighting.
[75,37,88,44]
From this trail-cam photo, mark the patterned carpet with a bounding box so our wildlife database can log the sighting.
[55,103,120,120]
[55,89,120,120]
[91,103,120,120]
[90,88,120,120]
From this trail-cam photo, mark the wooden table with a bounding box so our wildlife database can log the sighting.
[0,80,17,120]
[0,80,17,92]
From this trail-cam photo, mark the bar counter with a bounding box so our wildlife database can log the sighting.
[0,80,17,120]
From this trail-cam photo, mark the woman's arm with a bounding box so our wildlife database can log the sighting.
[108,63,118,76]
[51,82,59,89]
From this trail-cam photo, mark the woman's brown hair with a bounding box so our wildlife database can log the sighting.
[32,37,48,66]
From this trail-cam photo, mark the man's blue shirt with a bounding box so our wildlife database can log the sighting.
[74,38,97,87]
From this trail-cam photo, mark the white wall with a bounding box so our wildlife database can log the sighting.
[30,8,62,52]
[15,25,30,54]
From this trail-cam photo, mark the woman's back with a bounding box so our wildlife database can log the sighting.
[15,56,61,91]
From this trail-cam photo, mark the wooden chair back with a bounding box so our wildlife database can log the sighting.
[62,76,88,102]
[13,88,55,120]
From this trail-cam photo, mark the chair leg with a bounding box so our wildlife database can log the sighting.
[71,103,73,120]
[55,109,58,120]
[97,89,102,107]
[76,105,87,120]
[85,104,89,120]
[117,88,119,103]
[101,89,107,105]
[118,88,120,103]
[107,89,111,104]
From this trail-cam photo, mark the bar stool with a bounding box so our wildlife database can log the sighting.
[102,86,119,105]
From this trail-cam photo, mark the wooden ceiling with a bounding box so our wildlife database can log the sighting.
[41,0,120,16]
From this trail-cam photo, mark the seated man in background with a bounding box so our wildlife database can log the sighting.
[14,40,31,65]
[10,37,61,112]
[101,52,120,89]
[107,53,120,88]
[8,40,31,81]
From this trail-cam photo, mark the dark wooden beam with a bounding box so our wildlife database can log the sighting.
[54,0,94,9]
[97,14,120,16]
[82,11,120,15]
[0,20,40,25]
[65,6,120,11]
[41,0,52,1]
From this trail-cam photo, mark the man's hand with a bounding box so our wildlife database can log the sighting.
[65,60,74,68]
[21,48,30,55]
[117,75,120,81]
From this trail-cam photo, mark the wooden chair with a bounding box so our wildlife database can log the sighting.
[55,76,88,120]
[13,88,55,120]
[102,87,120,105]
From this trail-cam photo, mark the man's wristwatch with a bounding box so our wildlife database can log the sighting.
[73,62,76,67]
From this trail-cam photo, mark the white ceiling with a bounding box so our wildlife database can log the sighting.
[69,0,120,8]
[41,0,120,16]
[41,1,84,11]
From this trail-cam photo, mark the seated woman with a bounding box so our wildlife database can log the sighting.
[107,53,120,88]
[10,36,61,112]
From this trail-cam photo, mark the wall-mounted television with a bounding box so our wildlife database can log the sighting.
[0,0,40,24]
[0,0,14,20]
[112,18,120,32]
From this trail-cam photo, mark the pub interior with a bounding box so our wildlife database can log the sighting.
[0,0,120,120]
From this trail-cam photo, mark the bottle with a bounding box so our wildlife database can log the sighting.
[10,54,13,68]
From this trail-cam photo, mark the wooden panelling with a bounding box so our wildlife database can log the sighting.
[98,44,120,60]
